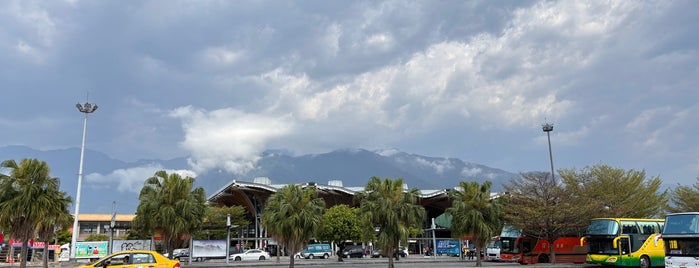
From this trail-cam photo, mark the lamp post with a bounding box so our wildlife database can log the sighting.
[542,122,555,180]
[226,214,231,264]
[108,201,116,254]
[70,101,98,260]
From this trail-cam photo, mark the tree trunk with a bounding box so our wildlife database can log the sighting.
[20,239,28,268]
[475,247,482,267]
[276,246,280,263]
[42,242,49,268]
[337,245,344,262]
[387,245,395,268]
[549,240,557,264]
[288,254,295,268]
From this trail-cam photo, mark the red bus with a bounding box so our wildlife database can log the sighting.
[498,226,587,264]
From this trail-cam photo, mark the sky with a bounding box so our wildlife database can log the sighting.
[1,0,698,191]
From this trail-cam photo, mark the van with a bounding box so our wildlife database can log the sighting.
[300,244,332,259]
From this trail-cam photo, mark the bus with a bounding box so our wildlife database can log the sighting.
[582,218,664,268]
[661,212,699,268]
[499,226,587,264]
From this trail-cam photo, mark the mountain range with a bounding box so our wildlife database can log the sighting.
[0,145,521,214]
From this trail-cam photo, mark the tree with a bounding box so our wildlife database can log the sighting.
[195,205,249,241]
[0,159,66,268]
[56,230,72,245]
[559,165,668,218]
[354,177,425,268]
[666,177,699,213]
[503,172,580,264]
[34,186,72,268]
[85,234,109,241]
[316,204,363,261]
[132,170,207,258]
[446,181,502,267]
[261,184,325,268]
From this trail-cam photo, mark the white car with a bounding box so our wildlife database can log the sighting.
[229,249,270,261]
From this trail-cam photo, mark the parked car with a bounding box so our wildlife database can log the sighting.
[229,249,270,261]
[76,250,180,268]
[170,249,188,261]
[371,248,407,258]
[342,245,365,258]
[300,243,332,259]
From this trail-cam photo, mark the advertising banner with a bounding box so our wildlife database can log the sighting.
[436,239,461,256]
[191,240,226,258]
[75,241,108,259]
[112,240,152,251]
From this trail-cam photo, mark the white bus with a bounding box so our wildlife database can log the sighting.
[662,212,699,268]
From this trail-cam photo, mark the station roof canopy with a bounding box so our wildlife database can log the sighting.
[207,178,460,221]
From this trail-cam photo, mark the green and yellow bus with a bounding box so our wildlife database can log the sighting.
[581,218,664,268]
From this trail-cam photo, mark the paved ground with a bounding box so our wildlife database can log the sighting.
[0,255,597,268]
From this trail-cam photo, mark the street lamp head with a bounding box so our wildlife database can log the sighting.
[76,102,98,113]
[542,122,553,132]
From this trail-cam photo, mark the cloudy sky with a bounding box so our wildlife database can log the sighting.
[2,0,698,189]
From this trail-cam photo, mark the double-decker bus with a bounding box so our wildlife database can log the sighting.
[499,226,586,264]
[582,218,664,268]
[661,212,699,268]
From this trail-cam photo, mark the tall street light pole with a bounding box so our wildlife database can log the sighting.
[70,101,98,260]
[226,214,231,264]
[542,122,555,180]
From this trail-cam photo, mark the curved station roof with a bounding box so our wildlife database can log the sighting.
[207,177,458,227]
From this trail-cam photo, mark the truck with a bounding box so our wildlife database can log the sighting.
[485,240,501,261]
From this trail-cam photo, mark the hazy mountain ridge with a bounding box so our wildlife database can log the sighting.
[0,145,519,213]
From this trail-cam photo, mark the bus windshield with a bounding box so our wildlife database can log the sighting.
[665,214,699,234]
[588,219,619,235]
[501,226,521,237]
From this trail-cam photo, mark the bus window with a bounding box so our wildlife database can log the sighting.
[621,221,639,234]
[637,221,659,234]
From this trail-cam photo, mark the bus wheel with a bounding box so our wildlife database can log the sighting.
[639,256,650,268]
[538,254,549,263]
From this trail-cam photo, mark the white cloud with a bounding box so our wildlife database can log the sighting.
[365,33,394,51]
[461,167,482,177]
[414,157,453,174]
[198,46,244,68]
[85,164,196,193]
[170,106,293,174]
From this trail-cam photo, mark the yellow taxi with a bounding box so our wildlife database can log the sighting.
[76,249,180,268]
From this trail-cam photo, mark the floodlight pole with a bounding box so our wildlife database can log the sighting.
[109,201,116,254]
[542,122,555,180]
[226,214,231,264]
[70,101,98,260]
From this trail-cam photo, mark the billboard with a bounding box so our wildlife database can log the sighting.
[436,239,461,256]
[75,241,108,259]
[191,240,226,258]
[112,240,152,251]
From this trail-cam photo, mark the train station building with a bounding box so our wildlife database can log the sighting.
[206,177,495,253]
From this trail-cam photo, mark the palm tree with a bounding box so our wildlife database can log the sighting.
[446,181,502,267]
[0,159,64,268]
[261,184,325,268]
[354,177,425,268]
[35,187,72,268]
[132,170,207,258]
